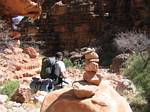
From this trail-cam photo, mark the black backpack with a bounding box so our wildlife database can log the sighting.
[40,57,56,79]
[40,57,63,85]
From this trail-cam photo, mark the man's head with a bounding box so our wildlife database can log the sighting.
[55,52,63,61]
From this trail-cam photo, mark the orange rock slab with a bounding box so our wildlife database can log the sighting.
[0,0,41,18]
[40,80,132,112]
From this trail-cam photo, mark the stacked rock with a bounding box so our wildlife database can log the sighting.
[83,48,101,86]
[73,48,102,98]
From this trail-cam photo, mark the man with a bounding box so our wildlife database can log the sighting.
[54,52,66,85]
[37,52,66,91]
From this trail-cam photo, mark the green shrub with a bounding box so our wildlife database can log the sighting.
[0,80,20,100]
[123,53,150,95]
[129,94,149,112]
[122,53,150,112]
[63,58,83,72]
[63,58,74,68]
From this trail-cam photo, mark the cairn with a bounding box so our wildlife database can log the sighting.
[73,48,102,98]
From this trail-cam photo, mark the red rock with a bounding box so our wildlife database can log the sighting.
[11,86,32,103]
[23,47,37,58]
[0,0,41,18]
[84,62,99,72]
[9,31,21,39]
[15,65,22,71]
[41,80,132,112]
[83,71,101,85]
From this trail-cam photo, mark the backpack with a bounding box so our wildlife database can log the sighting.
[40,57,56,80]
[40,57,63,85]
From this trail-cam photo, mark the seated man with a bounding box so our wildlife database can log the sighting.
[54,52,67,85]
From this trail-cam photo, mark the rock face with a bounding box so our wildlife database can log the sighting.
[40,80,132,112]
[0,0,41,18]
[16,0,149,56]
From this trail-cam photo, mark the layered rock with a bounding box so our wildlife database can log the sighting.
[1,0,149,55]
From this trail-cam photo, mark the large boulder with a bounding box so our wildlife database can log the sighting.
[0,0,41,18]
[110,54,130,74]
[40,80,132,112]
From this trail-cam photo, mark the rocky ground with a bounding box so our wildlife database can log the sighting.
[0,45,83,112]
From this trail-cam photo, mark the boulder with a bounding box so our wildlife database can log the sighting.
[23,47,37,58]
[40,80,132,112]
[11,86,32,103]
[111,54,130,74]
[0,0,41,18]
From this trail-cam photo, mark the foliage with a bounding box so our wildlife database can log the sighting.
[122,53,150,112]
[129,92,149,112]
[63,58,74,68]
[114,31,150,53]
[122,53,150,94]
[0,80,20,100]
[63,58,83,72]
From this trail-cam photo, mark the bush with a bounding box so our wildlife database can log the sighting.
[114,31,150,53]
[63,58,74,68]
[0,80,20,100]
[129,93,149,112]
[63,58,83,72]
[122,53,150,112]
[123,53,150,94]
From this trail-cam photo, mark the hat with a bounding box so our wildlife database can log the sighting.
[85,52,99,62]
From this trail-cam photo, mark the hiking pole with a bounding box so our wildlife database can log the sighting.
[62,80,69,84]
